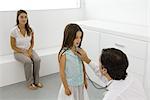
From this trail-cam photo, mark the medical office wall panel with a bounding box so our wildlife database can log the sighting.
[84,0,147,26]
[0,7,85,56]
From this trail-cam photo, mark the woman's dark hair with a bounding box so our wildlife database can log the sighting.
[58,23,83,60]
[16,9,32,36]
[100,48,129,80]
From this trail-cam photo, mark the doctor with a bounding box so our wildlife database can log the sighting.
[75,48,147,100]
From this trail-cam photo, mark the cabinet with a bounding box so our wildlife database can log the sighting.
[82,28,105,86]
[147,43,150,88]
[145,43,150,99]
[81,28,148,86]
[75,20,149,98]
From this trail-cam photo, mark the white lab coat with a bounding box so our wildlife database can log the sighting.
[88,61,148,100]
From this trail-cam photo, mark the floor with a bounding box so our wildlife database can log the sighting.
[0,73,106,100]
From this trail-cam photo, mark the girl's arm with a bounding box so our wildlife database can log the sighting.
[59,54,71,95]
[83,62,88,89]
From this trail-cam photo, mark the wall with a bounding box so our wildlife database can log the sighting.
[0,4,85,87]
[148,0,150,26]
[84,0,147,26]
[0,7,85,56]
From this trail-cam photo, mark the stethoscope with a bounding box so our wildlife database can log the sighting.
[86,72,112,91]
[75,46,112,91]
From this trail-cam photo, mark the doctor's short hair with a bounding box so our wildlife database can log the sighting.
[100,48,129,80]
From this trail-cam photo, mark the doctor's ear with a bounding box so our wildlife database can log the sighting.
[101,65,108,75]
[103,67,107,74]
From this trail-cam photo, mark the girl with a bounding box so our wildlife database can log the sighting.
[10,10,43,90]
[57,24,89,100]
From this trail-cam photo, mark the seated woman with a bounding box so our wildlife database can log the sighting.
[10,10,43,90]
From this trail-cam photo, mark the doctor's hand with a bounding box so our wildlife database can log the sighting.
[75,48,91,64]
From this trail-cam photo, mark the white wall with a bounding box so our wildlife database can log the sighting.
[148,0,150,38]
[148,0,150,27]
[0,7,85,56]
[84,0,147,26]
[147,0,150,94]
[1,0,149,54]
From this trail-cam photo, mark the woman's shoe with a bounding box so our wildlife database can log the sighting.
[36,83,43,88]
[28,83,38,90]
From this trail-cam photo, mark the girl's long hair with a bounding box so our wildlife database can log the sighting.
[16,10,32,36]
[58,23,83,61]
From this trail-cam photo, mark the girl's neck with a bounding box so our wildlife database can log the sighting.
[71,45,76,50]
[70,46,76,53]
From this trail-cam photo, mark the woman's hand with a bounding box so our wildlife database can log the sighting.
[65,87,71,96]
[21,49,31,58]
[20,48,27,53]
[24,52,31,58]
[28,49,32,57]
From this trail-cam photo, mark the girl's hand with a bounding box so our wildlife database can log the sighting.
[65,87,71,96]
[84,80,88,89]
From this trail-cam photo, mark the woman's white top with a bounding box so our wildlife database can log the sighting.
[10,26,32,50]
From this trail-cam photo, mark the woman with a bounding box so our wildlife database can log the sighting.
[10,10,43,90]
